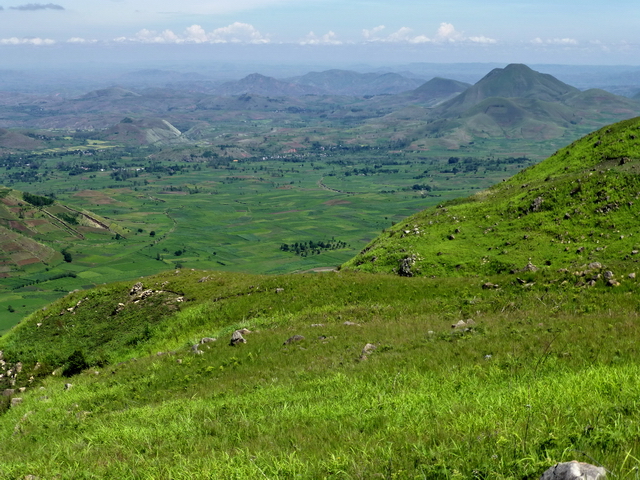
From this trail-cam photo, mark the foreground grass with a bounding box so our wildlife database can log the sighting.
[1,269,640,478]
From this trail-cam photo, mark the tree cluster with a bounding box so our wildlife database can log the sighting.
[280,239,347,256]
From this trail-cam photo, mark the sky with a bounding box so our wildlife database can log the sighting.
[0,0,638,68]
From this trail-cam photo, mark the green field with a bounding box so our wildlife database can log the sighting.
[0,141,544,329]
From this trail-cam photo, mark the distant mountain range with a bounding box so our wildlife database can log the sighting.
[211,70,427,96]
[0,64,637,148]
[405,64,640,144]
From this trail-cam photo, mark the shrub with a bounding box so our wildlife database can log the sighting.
[62,350,89,377]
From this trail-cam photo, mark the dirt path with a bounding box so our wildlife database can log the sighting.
[317,176,357,195]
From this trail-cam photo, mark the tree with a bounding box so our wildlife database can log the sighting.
[149,231,156,237]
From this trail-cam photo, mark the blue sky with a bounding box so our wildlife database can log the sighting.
[0,0,638,65]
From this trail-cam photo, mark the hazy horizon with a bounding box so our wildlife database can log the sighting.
[0,0,637,68]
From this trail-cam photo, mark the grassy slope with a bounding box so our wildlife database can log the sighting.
[344,117,640,278]
[1,269,640,478]
[2,119,640,478]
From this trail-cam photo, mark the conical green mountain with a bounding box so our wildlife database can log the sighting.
[417,64,640,143]
[407,77,471,104]
[433,63,579,117]
[344,116,640,278]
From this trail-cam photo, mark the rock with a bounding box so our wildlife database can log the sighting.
[275,288,284,293]
[531,196,544,212]
[237,328,252,335]
[190,344,203,355]
[130,282,144,295]
[343,321,360,326]
[200,337,217,344]
[539,461,606,480]
[523,261,538,272]
[283,335,305,345]
[64,383,73,390]
[448,234,456,240]
[482,282,499,289]
[229,330,247,346]
[606,279,621,287]
[360,343,377,360]
[310,324,324,327]
[3,389,15,396]
[629,273,636,279]
[11,397,23,406]
[603,271,614,280]
[18,387,26,393]
[451,319,475,332]
[588,262,603,270]
[398,254,418,277]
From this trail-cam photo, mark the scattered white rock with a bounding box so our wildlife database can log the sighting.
[283,335,305,345]
[360,343,377,360]
[229,330,247,346]
[539,461,606,480]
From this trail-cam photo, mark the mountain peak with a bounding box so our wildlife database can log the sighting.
[434,64,579,117]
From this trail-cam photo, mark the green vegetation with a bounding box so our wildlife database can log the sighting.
[0,139,540,330]
[345,117,640,278]
[1,269,640,478]
[280,238,347,256]
[1,117,640,477]
[22,191,54,207]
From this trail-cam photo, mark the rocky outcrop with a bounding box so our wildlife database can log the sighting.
[540,461,606,480]
[229,330,247,346]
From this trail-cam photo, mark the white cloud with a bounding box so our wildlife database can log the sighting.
[122,22,270,44]
[468,36,497,44]
[299,31,341,45]
[435,22,463,42]
[531,37,578,45]
[362,25,385,40]
[362,23,495,45]
[0,36,55,45]
[208,22,269,44]
[67,37,98,44]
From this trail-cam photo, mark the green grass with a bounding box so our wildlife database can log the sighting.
[2,268,640,478]
[345,117,640,278]
[0,143,541,328]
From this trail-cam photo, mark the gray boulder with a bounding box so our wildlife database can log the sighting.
[540,461,606,480]
[283,335,305,345]
[229,330,247,346]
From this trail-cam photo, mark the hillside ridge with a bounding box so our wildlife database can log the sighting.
[344,116,640,279]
